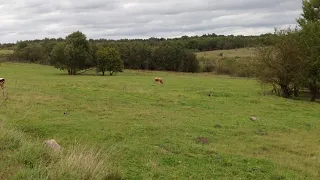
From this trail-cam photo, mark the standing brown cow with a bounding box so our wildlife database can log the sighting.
[154,77,163,84]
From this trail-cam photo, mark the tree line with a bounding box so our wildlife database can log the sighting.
[1,32,274,52]
[252,0,320,102]
[3,29,274,75]
[9,32,200,75]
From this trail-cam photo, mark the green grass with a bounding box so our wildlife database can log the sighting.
[196,48,256,58]
[1,62,320,179]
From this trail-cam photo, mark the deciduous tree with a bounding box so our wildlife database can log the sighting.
[297,0,320,26]
[49,31,92,75]
[96,47,123,76]
[251,27,305,98]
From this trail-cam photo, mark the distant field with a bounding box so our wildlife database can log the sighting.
[196,48,256,58]
[1,62,320,179]
[0,49,14,55]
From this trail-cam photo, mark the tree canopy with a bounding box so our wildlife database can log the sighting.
[96,47,123,76]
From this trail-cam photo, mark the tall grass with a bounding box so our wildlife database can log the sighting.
[0,121,122,180]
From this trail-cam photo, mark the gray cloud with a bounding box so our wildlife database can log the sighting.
[0,0,302,43]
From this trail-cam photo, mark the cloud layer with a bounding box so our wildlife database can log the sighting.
[0,0,302,43]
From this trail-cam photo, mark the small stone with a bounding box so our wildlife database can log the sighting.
[44,139,61,151]
[250,116,258,121]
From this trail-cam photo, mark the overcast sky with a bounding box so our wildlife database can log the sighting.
[0,0,302,43]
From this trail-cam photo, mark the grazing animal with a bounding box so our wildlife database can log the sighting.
[154,77,163,84]
[0,78,6,97]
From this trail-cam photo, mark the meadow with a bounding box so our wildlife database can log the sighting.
[0,49,14,55]
[196,48,256,58]
[196,48,255,77]
[0,56,320,179]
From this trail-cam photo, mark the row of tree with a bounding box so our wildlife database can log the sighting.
[2,31,275,52]
[252,0,320,102]
[3,19,277,75]
[92,34,274,52]
[10,31,200,75]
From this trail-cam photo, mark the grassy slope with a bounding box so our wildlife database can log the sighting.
[196,48,256,58]
[1,62,320,179]
[0,49,14,55]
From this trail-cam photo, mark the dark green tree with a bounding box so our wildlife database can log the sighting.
[96,47,123,76]
[297,21,320,101]
[64,31,91,75]
[297,0,320,26]
[49,42,67,71]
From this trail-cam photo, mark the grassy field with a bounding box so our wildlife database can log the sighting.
[195,48,256,77]
[0,49,14,55]
[196,48,256,58]
[1,62,320,179]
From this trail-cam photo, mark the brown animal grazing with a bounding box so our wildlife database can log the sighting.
[0,78,6,97]
[154,77,163,84]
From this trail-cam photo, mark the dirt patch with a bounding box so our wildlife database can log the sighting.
[196,137,209,144]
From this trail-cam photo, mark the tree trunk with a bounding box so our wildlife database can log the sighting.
[309,80,318,102]
[110,71,113,76]
[102,71,105,76]
[310,86,318,102]
[280,84,290,98]
[71,69,76,75]
[293,86,299,97]
[311,93,316,102]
